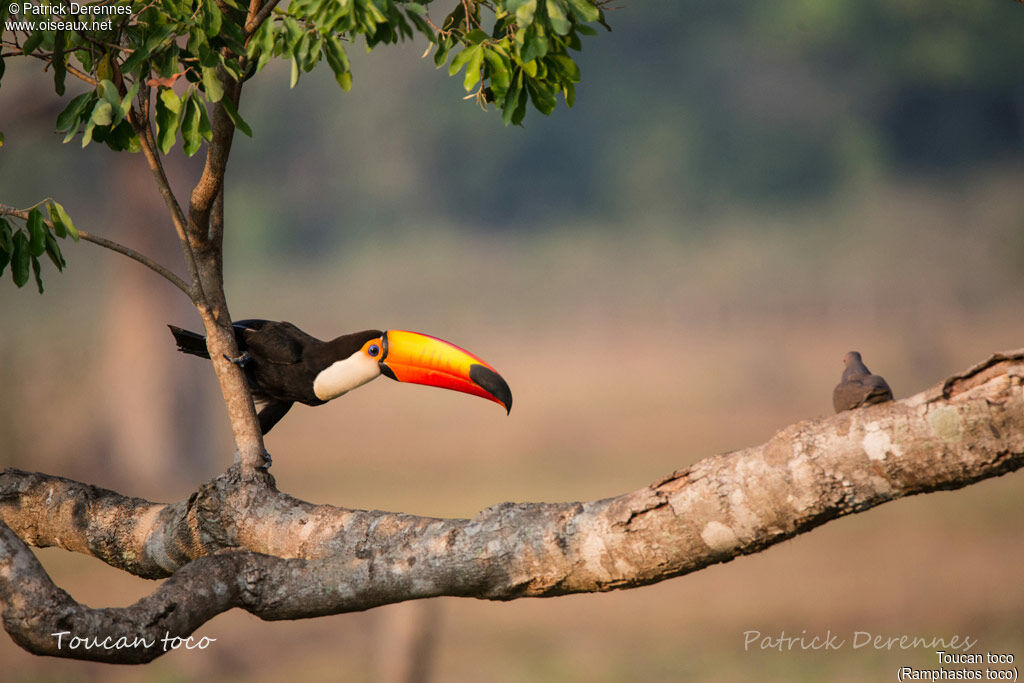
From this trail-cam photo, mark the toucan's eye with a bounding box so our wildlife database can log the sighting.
[367,344,380,357]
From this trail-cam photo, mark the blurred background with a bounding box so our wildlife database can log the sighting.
[2,1,1024,680]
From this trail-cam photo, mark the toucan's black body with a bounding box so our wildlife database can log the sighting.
[168,319,512,434]
[170,319,380,433]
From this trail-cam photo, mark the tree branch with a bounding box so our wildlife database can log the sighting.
[245,0,283,36]
[187,76,240,246]
[3,48,99,87]
[183,73,269,472]
[0,203,194,298]
[77,229,194,298]
[127,79,267,469]
[1,349,1021,662]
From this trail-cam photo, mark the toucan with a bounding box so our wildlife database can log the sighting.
[168,319,512,434]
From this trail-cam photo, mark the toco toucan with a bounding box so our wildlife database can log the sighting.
[169,319,512,434]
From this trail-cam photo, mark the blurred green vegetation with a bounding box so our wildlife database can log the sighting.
[211,0,1024,254]
[2,0,1022,258]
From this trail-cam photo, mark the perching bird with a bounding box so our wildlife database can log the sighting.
[832,351,893,413]
[169,319,512,433]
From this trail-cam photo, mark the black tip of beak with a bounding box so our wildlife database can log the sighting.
[470,364,513,414]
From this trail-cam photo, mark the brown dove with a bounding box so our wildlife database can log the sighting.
[832,351,893,413]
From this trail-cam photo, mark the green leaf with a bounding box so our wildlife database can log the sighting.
[0,131,4,147]
[282,16,302,51]
[483,49,511,100]
[526,78,557,114]
[433,36,452,68]
[96,53,113,82]
[519,23,548,63]
[196,97,212,141]
[220,97,252,137]
[449,44,480,77]
[511,82,528,125]
[464,45,484,91]
[201,1,222,37]
[502,76,522,126]
[545,0,570,35]
[50,207,66,239]
[48,201,79,241]
[202,65,224,102]
[98,79,125,126]
[31,256,43,294]
[57,92,93,133]
[120,46,151,76]
[82,98,113,148]
[27,208,45,257]
[22,32,44,55]
[514,0,537,27]
[91,100,114,127]
[323,37,352,90]
[564,80,575,106]
[11,231,30,287]
[44,231,66,270]
[565,0,599,22]
[250,19,276,72]
[549,53,580,81]
[53,31,67,95]
[295,31,312,71]
[181,95,202,156]
[155,88,182,154]
[120,78,141,120]
[0,244,8,277]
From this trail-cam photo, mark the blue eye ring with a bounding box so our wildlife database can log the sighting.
[367,344,381,357]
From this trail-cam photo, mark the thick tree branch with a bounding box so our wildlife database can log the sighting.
[0,521,367,663]
[1,349,1021,663]
[126,74,267,469]
[183,75,269,472]
[187,78,240,246]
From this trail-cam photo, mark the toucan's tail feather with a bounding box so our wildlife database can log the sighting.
[168,325,211,359]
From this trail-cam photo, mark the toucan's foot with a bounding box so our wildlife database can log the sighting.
[224,351,252,367]
[259,450,273,471]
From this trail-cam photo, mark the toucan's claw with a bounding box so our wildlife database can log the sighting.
[224,351,252,367]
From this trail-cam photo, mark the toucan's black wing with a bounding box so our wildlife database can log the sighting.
[234,320,316,365]
[257,400,293,434]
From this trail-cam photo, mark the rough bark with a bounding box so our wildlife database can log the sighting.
[0,349,1021,663]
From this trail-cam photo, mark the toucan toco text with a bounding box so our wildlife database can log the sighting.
[169,319,512,433]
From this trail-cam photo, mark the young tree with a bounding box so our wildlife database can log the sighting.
[1,0,1022,665]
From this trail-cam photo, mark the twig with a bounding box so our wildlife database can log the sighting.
[128,93,205,300]
[16,50,99,87]
[0,203,194,299]
[245,0,283,36]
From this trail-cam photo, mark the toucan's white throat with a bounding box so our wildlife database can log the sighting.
[313,352,382,401]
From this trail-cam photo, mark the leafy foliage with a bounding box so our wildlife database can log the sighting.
[0,0,606,291]
[1,0,605,160]
[0,202,77,294]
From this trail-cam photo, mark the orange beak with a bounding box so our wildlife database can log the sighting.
[378,330,512,413]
